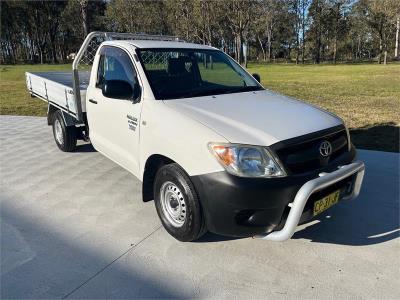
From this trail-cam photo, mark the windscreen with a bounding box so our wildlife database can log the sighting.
[137,48,263,100]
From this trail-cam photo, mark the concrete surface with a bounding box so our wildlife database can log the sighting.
[1,115,399,299]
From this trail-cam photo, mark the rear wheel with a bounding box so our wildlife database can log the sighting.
[154,163,207,242]
[52,110,77,152]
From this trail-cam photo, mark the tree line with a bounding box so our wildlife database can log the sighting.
[1,0,399,65]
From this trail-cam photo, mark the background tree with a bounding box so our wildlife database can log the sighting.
[307,0,329,63]
[165,0,196,40]
[1,0,399,65]
[395,14,399,58]
[328,0,351,64]
[299,0,311,63]
[256,0,281,62]
[106,0,166,34]
[357,0,399,64]
[223,0,259,65]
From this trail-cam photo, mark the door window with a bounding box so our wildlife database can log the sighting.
[96,46,138,89]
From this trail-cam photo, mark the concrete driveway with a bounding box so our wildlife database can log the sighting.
[1,115,399,299]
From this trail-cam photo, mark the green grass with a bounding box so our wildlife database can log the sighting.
[0,64,71,116]
[248,63,400,152]
[1,63,399,151]
[247,63,400,129]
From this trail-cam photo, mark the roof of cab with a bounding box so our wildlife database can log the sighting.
[103,40,217,50]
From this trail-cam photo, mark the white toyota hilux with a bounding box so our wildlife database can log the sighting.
[26,32,365,242]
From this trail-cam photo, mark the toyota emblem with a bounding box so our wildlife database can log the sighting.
[319,141,332,157]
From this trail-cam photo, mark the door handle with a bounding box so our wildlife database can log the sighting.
[89,99,97,104]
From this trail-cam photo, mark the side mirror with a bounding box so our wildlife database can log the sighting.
[252,73,261,83]
[102,80,133,100]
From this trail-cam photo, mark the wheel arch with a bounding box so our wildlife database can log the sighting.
[47,104,59,125]
[47,104,79,127]
[142,154,176,202]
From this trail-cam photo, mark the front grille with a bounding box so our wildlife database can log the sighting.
[273,126,348,175]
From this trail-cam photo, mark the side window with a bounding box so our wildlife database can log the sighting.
[96,46,137,89]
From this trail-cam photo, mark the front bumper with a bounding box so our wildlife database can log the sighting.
[191,158,365,240]
[256,161,364,241]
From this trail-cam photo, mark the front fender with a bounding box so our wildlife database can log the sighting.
[139,100,226,180]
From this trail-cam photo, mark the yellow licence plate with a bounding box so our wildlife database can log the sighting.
[313,190,340,216]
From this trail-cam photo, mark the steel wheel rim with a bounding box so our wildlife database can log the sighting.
[160,181,186,227]
[54,119,64,145]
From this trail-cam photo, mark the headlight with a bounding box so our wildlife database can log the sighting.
[208,143,286,178]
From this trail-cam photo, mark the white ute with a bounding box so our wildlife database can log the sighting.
[26,32,365,242]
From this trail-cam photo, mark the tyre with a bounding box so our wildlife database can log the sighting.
[52,110,77,152]
[154,163,207,242]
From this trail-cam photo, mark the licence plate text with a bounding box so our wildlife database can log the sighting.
[313,190,340,216]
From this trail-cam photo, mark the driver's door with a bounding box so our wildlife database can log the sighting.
[86,46,142,176]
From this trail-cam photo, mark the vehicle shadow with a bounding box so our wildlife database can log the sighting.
[195,232,244,243]
[350,122,399,153]
[293,150,399,245]
[292,203,399,245]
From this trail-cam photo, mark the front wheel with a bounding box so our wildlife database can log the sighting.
[154,163,207,242]
[52,110,77,152]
